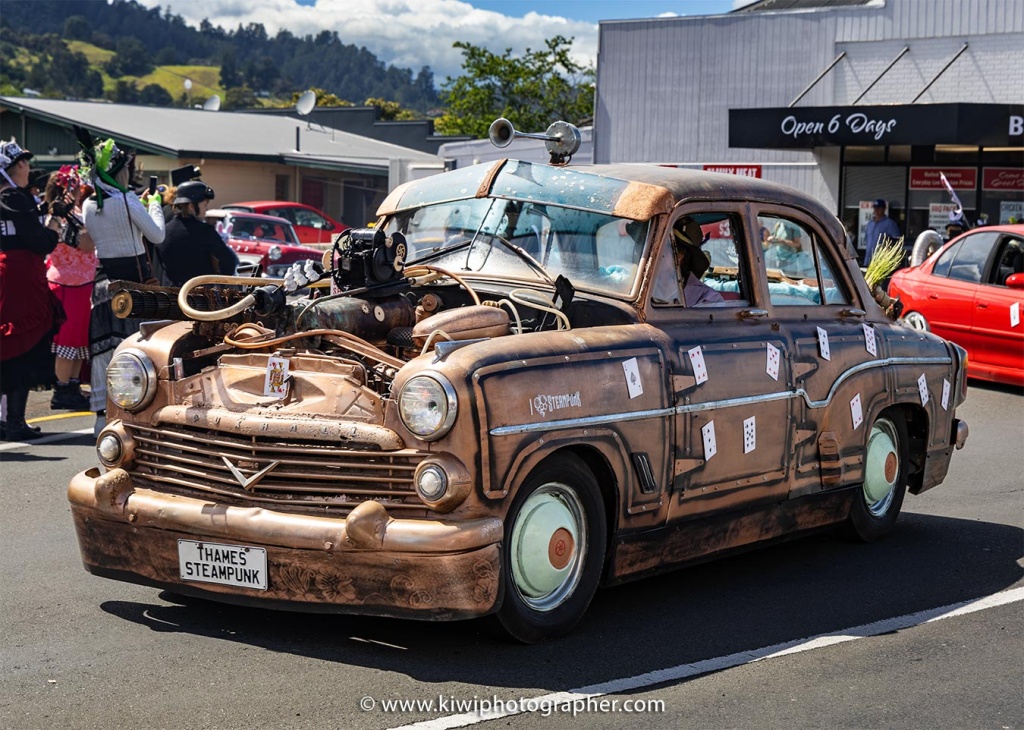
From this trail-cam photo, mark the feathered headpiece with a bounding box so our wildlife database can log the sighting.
[74,125,132,210]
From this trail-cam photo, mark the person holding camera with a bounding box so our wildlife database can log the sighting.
[44,166,98,411]
[0,140,62,441]
[157,180,237,286]
[79,137,165,433]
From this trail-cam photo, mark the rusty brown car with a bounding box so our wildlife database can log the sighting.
[69,121,969,642]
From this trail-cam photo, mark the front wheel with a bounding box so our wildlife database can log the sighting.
[497,453,606,643]
[902,311,930,332]
[844,412,908,542]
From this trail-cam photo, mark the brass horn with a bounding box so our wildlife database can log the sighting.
[487,118,582,165]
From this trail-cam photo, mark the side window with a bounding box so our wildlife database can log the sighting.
[267,208,296,224]
[946,232,998,284]
[758,214,849,306]
[932,240,962,277]
[650,212,749,308]
[989,236,1023,286]
[294,208,329,228]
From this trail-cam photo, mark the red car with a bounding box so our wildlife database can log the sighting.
[204,209,324,278]
[888,224,1024,386]
[222,201,348,246]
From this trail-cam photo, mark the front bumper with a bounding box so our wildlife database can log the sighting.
[69,468,503,620]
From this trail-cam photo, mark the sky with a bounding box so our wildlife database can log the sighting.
[134,0,747,82]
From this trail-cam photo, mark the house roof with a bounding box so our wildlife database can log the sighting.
[0,97,438,175]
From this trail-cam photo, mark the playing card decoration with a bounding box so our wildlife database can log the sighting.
[917,373,929,406]
[941,379,950,411]
[743,416,756,454]
[701,421,717,461]
[817,327,830,361]
[688,346,708,384]
[1011,302,1020,329]
[850,393,863,429]
[264,356,290,398]
[766,343,780,381]
[863,323,877,357]
[622,357,643,399]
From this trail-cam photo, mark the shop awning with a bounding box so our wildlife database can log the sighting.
[729,103,1024,149]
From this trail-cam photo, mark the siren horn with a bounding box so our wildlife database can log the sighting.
[487,117,582,166]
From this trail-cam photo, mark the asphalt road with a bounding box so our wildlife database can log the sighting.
[1,382,1021,730]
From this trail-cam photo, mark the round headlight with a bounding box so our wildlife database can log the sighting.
[97,433,122,465]
[107,348,157,411]
[416,464,449,501]
[268,245,283,261]
[398,373,457,441]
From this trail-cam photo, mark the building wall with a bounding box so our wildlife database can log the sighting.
[595,0,1024,206]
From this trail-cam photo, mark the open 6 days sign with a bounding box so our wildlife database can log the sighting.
[729,103,1024,149]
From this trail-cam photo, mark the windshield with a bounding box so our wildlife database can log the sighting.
[384,198,649,296]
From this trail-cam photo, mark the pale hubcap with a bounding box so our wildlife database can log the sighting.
[509,484,587,612]
[863,419,900,516]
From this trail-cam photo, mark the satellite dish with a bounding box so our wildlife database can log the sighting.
[295,90,316,116]
[203,95,221,111]
[184,79,193,92]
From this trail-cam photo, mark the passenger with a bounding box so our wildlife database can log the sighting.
[156,180,237,286]
[674,220,724,307]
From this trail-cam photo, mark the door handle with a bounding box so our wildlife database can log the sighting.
[840,308,866,318]
[739,308,769,319]
[928,294,939,300]
[977,303,988,309]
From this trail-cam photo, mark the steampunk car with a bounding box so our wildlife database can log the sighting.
[69,121,969,642]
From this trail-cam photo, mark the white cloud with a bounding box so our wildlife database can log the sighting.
[134,0,598,83]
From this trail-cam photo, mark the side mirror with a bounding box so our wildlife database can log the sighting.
[1005,273,1024,289]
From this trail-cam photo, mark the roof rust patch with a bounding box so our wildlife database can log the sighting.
[612,181,675,220]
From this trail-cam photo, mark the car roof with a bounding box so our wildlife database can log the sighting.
[380,159,846,245]
[205,209,293,225]
[225,201,316,209]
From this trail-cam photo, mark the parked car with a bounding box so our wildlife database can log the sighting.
[204,209,323,278]
[888,224,1024,386]
[70,126,970,643]
[222,201,348,246]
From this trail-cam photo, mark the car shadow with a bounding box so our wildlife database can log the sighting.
[967,379,1024,396]
[99,512,1023,691]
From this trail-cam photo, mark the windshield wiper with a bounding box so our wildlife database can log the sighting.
[407,237,474,266]
[488,234,556,286]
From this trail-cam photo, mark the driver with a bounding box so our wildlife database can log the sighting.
[156,180,237,286]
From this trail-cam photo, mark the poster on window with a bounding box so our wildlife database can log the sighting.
[928,203,959,230]
[999,200,1024,224]
[857,201,874,251]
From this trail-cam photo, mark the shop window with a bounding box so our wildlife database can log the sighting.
[887,146,911,162]
[757,214,849,306]
[844,146,885,162]
[934,145,979,165]
[650,212,748,308]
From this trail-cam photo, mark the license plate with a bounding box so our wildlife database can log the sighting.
[178,540,268,591]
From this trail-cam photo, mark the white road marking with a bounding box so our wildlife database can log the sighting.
[386,586,1024,730]
[0,427,93,452]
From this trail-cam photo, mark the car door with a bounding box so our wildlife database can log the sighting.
[754,207,866,500]
[971,232,1024,378]
[646,204,794,522]
[292,207,337,245]
[920,235,989,354]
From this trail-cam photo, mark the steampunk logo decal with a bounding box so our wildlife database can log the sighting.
[222,457,281,491]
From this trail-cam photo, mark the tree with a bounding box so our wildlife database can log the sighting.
[434,36,594,138]
[364,97,417,121]
[223,85,258,110]
[107,37,152,77]
[62,16,91,41]
[107,79,139,104]
[139,83,172,106]
[219,48,242,89]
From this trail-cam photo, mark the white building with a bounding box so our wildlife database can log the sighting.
[595,0,1024,250]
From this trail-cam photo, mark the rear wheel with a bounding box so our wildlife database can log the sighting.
[845,413,908,542]
[902,311,930,332]
[497,453,606,643]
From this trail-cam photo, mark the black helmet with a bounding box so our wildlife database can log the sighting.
[173,180,215,205]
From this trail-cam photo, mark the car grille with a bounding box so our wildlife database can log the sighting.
[126,424,426,514]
